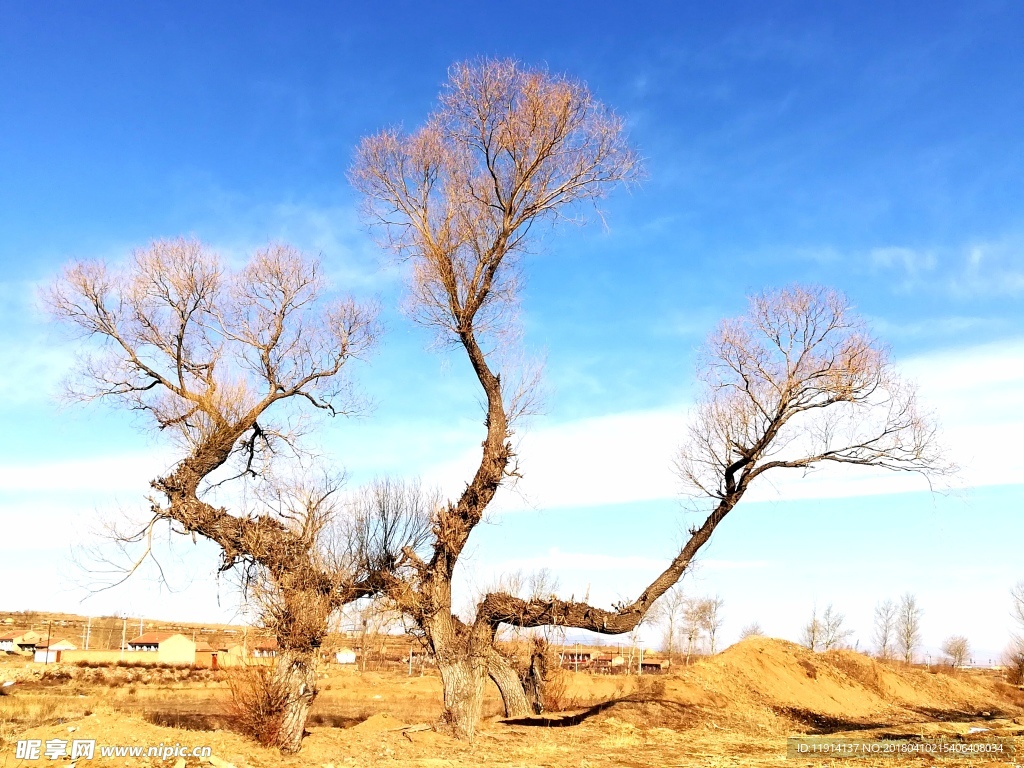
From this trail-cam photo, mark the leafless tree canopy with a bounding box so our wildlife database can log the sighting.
[820,604,853,650]
[739,622,764,640]
[46,239,379,584]
[342,476,438,577]
[801,605,823,651]
[679,285,948,502]
[352,58,639,348]
[941,635,970,668]
[896,593,923,664]
[874,599,898,660]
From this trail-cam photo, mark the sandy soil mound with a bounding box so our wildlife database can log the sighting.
[351,711,405,732]
[644,637,1020,733]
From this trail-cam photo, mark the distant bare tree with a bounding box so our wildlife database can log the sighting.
[801,605,823,651]
[896,593,923,664]
[1011,581,1024,641]
[873,599,898,660]
[682,598,706,664]
[941,635,970,668]
[1004,582,1024,684]
[821,604,853,650]
[701,596,725,654]
[739,622,763,640]
[45,238,419,753]
[651,586,688,661]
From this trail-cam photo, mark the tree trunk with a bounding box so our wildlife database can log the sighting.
[273,649,318,754]
[436,656,487,740]
[486,649,532,717]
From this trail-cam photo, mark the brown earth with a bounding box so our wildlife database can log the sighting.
[3,638,1024,767]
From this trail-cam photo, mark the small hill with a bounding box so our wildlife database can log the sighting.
[585,638,1023,733]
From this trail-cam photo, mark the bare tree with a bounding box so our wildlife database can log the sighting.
[651,585,688,661]
[896,593,923,664]
[1003,583,1024,684]
[351,57,638,738]
[701,596,725,654]
[473,284,945,731]
[820,604,853,650]
[873,599,897,660]
[801,605,823,651]
[353,57,947,738]
[1011,581,1024,642]
[682,597,707,664]
[739,622,764,640]
[941,635,970,668]
[45,239,425,752]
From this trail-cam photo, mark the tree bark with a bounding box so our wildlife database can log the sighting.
[273,649,318,754]
[487,649,532,718]
[436,656,487,740]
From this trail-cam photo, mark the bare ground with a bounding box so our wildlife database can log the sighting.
[3,638,1023,767]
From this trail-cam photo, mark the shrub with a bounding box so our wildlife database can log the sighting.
[224,664,289,746]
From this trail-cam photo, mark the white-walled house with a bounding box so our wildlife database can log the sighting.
[126,632,197,664]
[34,639,77,663]
[0,630,40,654]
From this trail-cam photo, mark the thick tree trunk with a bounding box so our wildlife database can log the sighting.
[436,656,487,740]
[273,649,318,754]
[486,649,532,718]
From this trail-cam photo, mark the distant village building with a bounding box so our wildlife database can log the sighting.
[561,650,595,666]
[639,658,668,674]
[251,638,279,658]
[34,639,77,663]
[593,654,625,672]
[126,632,197,665]
[335,647,356,664]
[0,630,40,655]
[194,641,219,669]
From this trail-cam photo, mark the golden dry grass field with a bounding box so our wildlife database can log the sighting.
[3,638,1024,768]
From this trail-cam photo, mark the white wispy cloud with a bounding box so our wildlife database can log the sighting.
[870,237,1024,297]
[0,450,174,494]
[421,337,1024,511]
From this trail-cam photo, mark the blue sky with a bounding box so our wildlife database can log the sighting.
[2,1,1023,659]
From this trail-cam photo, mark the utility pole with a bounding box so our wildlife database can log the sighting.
[44,620,52,665]
[120,617,127,661]
[85,617,91,650]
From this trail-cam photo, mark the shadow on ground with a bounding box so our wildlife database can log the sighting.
[502,697,693,728]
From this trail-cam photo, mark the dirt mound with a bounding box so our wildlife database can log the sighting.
[351,711,405,732]
[647,637,1018,733]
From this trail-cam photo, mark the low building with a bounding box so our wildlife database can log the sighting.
[560,651,594,668]
[593,654,625,672]
[639,658,668,674]
[217,637,278,665]
[0,630,39,654]
[251,638,279,658]
[34,639,77,663]
[194,641,219,669]
[335,647,357,664]
[126,632,196,665]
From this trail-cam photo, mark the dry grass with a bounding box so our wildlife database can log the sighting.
[4,640,1024,767]
[0,694,96,749]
